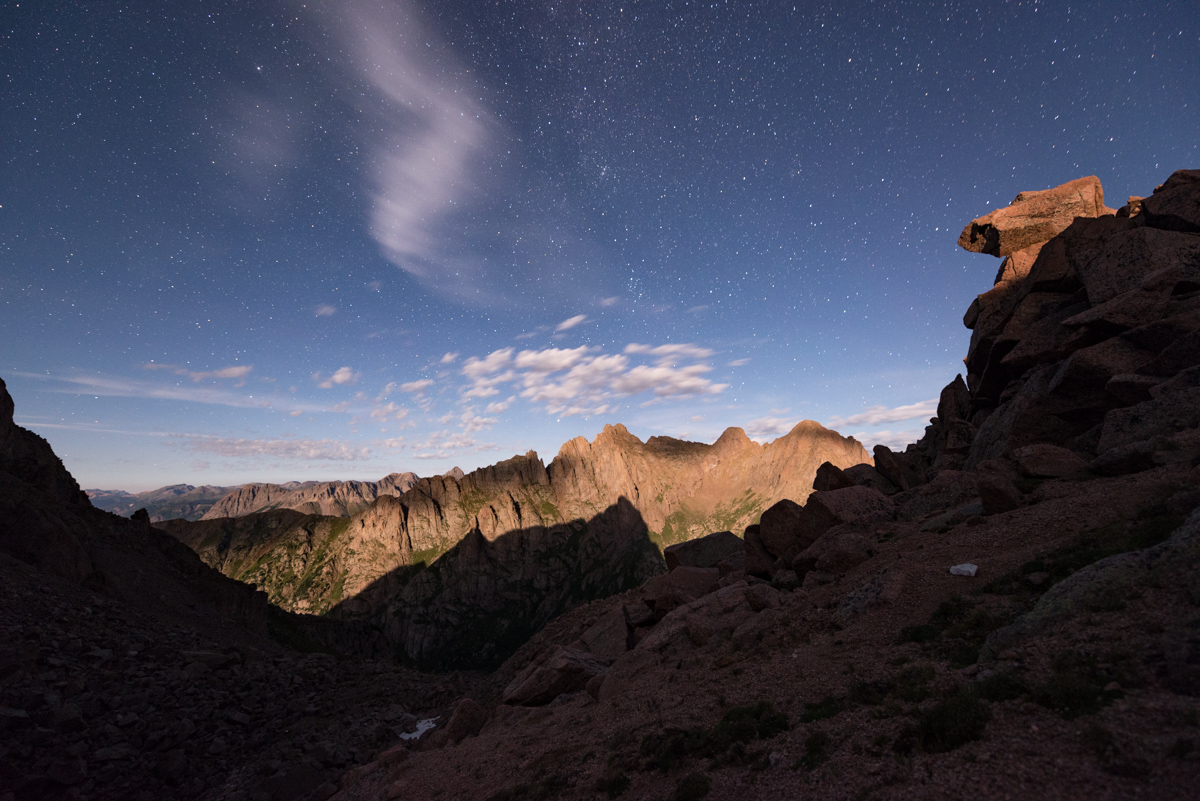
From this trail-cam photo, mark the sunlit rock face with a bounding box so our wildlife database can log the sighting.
[160,419,869,667]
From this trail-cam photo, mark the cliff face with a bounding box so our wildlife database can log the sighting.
[0,377,268,637]
[160,420,868,666]
[201,472,421,520]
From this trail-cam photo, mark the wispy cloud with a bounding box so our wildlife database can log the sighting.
[440,352,459,364]
[315,304,337,317]
[746,416,797,439]
[827,399,938,429]
[853,428,925,451]
[143,363,253,383]
[400,379,433,393]
[176,434,373,462]
[555,314,588,332]
[339,1,494,304]
[314,367,361,389]
[369,402,409,422]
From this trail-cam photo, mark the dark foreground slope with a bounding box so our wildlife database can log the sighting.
[329,171,1200,801]
[0,378,472,800]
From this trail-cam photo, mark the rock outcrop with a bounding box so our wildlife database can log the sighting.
[201,472,420,520]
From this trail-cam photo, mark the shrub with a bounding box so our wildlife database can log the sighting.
[917,688,991,753]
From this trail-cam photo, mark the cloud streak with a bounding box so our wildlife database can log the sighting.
[826,399,938,429]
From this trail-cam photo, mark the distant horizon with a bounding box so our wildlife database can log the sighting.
[69,415,876,494]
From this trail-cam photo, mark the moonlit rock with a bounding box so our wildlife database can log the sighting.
[949,563,978,577]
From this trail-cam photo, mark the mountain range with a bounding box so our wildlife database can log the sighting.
[157,420,870,666]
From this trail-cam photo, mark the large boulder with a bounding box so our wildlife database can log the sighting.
[958,175,1110,257]
[1141,169,1200,233]
[662,530,742,571]
[812,461,856,492]
[501,646,611,706]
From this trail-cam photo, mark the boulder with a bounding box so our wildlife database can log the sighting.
[757,499,805,560]
[893,470,979,523]
[742,524,773,578]
[1009,444,1089,479]
[443,698,486,744]
[501,646,611,706]
[1105,373,1161,406]
[641,566,720,607]
[1073,227,1200,306]
[804,486,893,529]
[842,463,899,495]
[957,175,1109,257]
[872,445,923,491]
[580,608,630,660]
[1097,387,1200,454]
[1141,169,1200,233]
[812,461,856,492]
[1047,338,1156,399]
[977,473,1022,515]
[663,530,743,571]
[792,525,874,576]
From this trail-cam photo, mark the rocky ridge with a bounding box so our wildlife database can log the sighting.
[87,484,239,522]
[160,421,869,667]
[326,170,1200,801]
[200,473,421,520]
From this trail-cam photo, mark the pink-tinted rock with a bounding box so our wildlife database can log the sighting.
[1074,227,1200,306]
[958,175,1110,257]
[1009,444,1089,479]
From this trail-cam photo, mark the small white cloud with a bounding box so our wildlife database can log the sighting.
[624,343,715,363]
[687,305,708,313]
[400,379,434,393]
[827,399,938,429]
[462,348,514,378]
[727,358,750,367]
[690,415,704,423]
[316,366,360,389]
[746,416,797,439]
[370,402,409,422]
[485,396,515,414]
[288,410,303,417]
[555,314,588,332]
[514,346,590,373]
[854,428,925,451]
[599,297,619,307]
[440,352,459,364]
[315,304,337,317]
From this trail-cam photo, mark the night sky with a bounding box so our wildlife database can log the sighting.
[2,1,1196,491]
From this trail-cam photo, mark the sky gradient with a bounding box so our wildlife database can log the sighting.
[2,1,1197,491]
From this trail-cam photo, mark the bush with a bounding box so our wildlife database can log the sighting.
[917,688,991,753]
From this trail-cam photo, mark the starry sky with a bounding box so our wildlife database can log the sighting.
[2,1,1196,492]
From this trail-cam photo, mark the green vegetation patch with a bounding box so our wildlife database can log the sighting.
[639,702,789,772]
